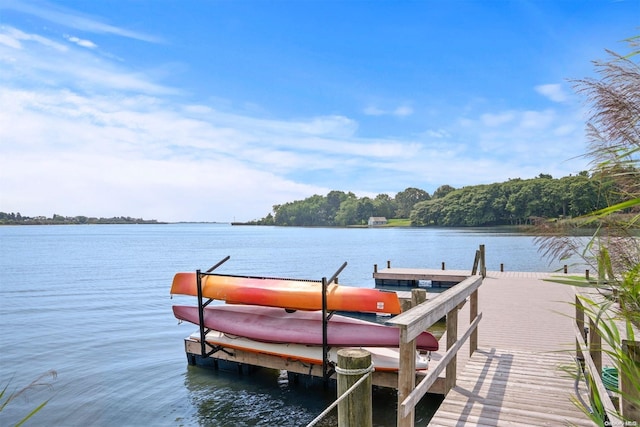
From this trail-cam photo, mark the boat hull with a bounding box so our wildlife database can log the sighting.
[187,330,429,372]
[173,304,438,351]
[171,272,401,314]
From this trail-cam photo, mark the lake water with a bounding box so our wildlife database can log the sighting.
[0,224,578,426]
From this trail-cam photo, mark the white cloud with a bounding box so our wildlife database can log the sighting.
[0,26,68,51]
[535,83,568,103]
[0,17,592,221]
[0,84,427,221]
[421,129,451,139]
[393,105,414,117]
[363,104,414,117]
[0,76,590,220]
[363,105,385,116]
[519,109,556,129]
[455,106,587,180]
[65,35,97,49]
[481,111,515,127]
[1,0,161,43]
[0,26,176,95]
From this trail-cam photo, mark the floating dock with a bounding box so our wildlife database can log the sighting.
[180,267,601,426]
[373,265,468,288]
[183,334,422,389]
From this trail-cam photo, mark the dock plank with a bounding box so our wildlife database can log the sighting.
[424,271,594,426]
[429,348,592,427]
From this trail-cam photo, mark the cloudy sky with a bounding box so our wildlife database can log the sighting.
[0,0,637,222]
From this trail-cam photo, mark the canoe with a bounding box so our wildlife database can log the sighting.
[187,330,430,372]
[170,272,402,314]
[173,304,438,351]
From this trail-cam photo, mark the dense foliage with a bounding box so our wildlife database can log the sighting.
[410,172,623,226]
[250,172,626,227]
[0,212,163,225]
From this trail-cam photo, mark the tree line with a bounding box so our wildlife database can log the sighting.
[0,212,163,225]
[250,171,631,227]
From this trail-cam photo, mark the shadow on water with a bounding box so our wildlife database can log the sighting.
[183,363,443,426]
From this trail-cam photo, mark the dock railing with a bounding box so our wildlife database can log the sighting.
[574,287,640,424]
[386,274,483,427]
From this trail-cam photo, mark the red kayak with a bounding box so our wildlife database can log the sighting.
[172,304,439,351]
[171,272,402,314]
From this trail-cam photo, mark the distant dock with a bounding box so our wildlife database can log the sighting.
[373,262,468,288]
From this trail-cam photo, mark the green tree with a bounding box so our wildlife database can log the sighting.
[432,185,456,199]
[395,187,430,218]
[335,197,359,226]
[373,193,396,218]
[355,197,375,224]
[326,190,349,221]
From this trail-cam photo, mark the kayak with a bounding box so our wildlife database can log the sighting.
[187,330,430,372]
[173,304,438,351]
[170,272,402,314]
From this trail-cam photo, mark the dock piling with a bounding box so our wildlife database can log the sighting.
[337,349,373,427]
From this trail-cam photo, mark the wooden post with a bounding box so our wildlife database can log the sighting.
[471,250,480,275]
[500,263,504,272]
[575,295,585,358]
[445,305,459,393]
[586,269,590,280]
[564,265,568,274]
[397,328,416,427]
[411,288,427,307]
[387,260,391,268]
[621,340,640,423]
[442,262,445,270]
[479,244,486,278]
[589,317,602,405]
[470,289,478,356]
[337,348,372,427]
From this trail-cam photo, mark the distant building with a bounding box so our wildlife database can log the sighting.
[368,217,388,227]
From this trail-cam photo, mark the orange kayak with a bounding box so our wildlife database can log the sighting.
[170,272,402,314]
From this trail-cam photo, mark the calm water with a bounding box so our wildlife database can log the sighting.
[0,224,575,426]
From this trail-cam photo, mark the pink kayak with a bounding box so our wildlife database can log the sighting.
[173,304,439,351]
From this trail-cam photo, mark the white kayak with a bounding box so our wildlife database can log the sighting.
[188,330,430,372]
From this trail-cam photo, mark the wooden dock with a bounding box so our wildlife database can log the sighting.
[374,266,469,287]
[427,270,594,427]
[180,263,603,426]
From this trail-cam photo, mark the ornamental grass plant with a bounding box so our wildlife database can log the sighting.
[535,35,639,425]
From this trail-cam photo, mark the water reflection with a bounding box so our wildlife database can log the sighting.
[183,362,443,426]
[184,364,336,426]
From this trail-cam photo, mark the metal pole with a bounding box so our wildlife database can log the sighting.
[322,276,329,383]
[206,255,231,273]
[327,261,348,285]
[196,269,206,356]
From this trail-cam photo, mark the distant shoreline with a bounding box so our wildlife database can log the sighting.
[0,213,166,225]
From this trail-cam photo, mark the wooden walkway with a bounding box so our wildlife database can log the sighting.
[427,270,594,427]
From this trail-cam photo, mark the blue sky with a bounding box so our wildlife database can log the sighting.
[0,0,638,222]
